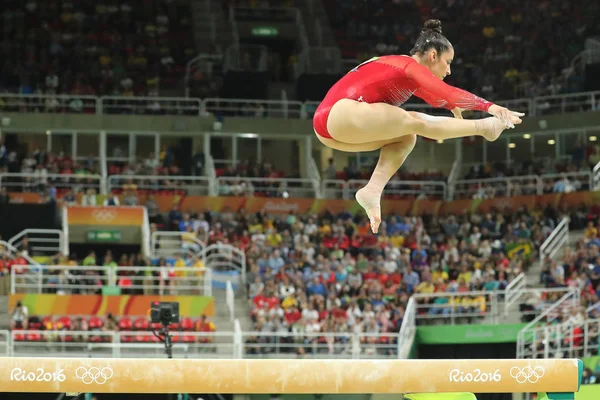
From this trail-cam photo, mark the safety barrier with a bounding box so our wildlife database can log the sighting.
[2,90,600,118]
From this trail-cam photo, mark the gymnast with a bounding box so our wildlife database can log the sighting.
[313,19,524,233]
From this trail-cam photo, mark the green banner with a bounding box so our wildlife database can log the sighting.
[583,356,600,374]
[416,324,527,345]
[576,385,600,400]
[87,229,121,242]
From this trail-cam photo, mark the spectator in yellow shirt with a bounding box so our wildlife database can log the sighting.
[390,233,404,248]
[266,229,282,247]
[585,221,598,240]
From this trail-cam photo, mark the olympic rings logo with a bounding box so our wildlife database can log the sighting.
[75,367,114,384]
[509,366,545,384]
[91,210,117,222]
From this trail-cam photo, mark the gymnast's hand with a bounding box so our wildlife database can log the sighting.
[451,107,464,119]
[488,104,525,129]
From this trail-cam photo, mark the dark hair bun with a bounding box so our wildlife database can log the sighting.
[423,19,443,34]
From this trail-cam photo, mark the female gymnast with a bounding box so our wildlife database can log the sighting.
[313,19,524,234]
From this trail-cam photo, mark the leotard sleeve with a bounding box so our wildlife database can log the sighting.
[405,60,493,112]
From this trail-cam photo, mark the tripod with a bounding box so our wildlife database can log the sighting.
[153,322,173,359]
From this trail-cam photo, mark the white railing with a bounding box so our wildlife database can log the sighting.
[517,319,600,359]
[141,207,151,258]
[10,330,238,359]
[203,98,305,119]
[410,286,576,326]
[8,229,65,257]
[1,90,600,118]
[308,157,323,199]
[216,177,320,198]
[453,175,543,199]
[540,217,570,266]
[203,243,247,285]
[240,331,400,359]
[61,205,69,256]
[504,273,527,316]
[0,241,40,265]
[100,96,202,116]
[0,173,105,194]
[1,166,597,205]
[534,91,600,115]
[593,161,600,190]
[225,280,235,321]
[0,93,99,113]
[0,330,10,356]
[151,230,207,259]
[321,179,447,200]
[517,289,581,358]
[411,290,501,325]
[11,265,212,296]
[107,175,212,196]
[398,297,416,359]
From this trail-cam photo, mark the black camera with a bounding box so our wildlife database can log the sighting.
[150,302,180,326]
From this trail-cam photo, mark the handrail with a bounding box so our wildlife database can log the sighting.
[8,229,65,257]
[504,273,527,316]
[0,169,596,203]
[0,90,599,118]
[226,280,235,321]
[517,289,580,358]
[0,241,40,265]
[593,161,600,190]
[539,217,570,266]
[11,264,211,295]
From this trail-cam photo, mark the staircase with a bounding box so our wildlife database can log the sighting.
[190,0,235,54]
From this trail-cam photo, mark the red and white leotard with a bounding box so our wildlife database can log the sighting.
[313,55,493,138]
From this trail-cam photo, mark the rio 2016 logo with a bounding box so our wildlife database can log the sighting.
[10,368,66,382]
[449,369,502,383]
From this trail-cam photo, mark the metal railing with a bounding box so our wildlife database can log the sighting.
[540,217,570,266]
[240,331,400,359]
[101,97,202,116]
[504,273,527,316]
[216,177,320,198]
[593,161,600,190]
[453,171,593,199]
[0,241,40,265]
[517,319,600,359]
[203,243,247,285]
[225,280,235,321]
[0,93,99,113]
[1,166,597,205]
[10,330,237,359]
[407,286,578,326]
[398,296,416,359]
[517,289,581,358]
[411,290,500,325]
[203,98,305,119]
[10,265,212,296]
[1,90,600,118]
[8,229,65,257]
[0,330,9,356]
[322,179,447,200]
[107,175,213,196]
[0,173,105,195]
[151,230,207,260]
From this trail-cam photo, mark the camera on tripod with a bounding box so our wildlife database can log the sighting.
[150,301,180,327]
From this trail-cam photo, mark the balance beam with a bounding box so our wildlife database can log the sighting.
[0,358,582,395]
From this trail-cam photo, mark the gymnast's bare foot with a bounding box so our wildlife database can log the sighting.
[356,186,382,234]
[478,117,512,142]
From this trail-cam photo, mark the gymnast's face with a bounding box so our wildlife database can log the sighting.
[425,47,454,80]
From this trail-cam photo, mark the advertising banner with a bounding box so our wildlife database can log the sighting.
[8,294,214,317]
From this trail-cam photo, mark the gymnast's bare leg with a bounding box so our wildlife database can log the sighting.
[321,101,522,233]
